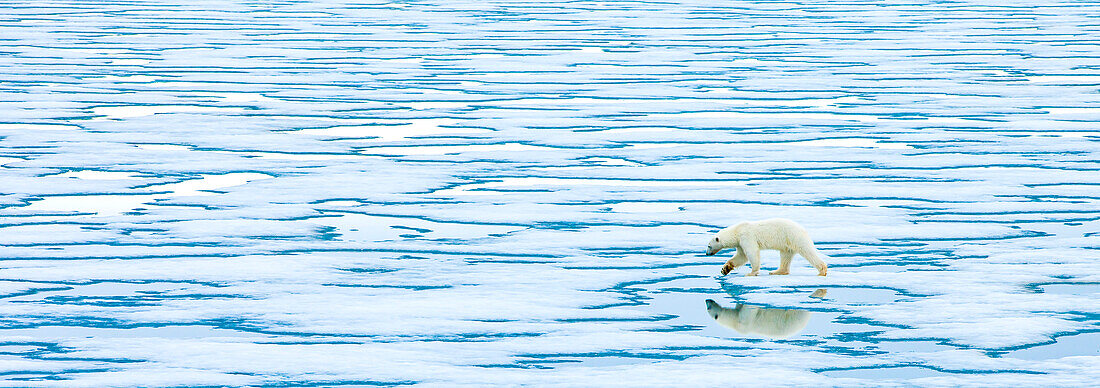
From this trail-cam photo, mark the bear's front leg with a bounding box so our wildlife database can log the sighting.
[721,261,735,276]
[720,250,748,276]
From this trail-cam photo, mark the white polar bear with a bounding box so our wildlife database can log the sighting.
[705,218,828,276]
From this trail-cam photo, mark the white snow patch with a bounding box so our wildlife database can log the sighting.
[788,138,913,149]
[398,101,468,110]
[361,143,553,155]
[134,144,191,151]
[52,171,144,180]
[296,118,486,141]
[92,105,247,119]
[214,93,278,103]
[1025,75,1100,84]
[108,58,150,65]
[435,177,747,195]
[24,173,272,216]
[88,75,156,83]
[1044,108,1100,115]
[212,150,375,161]
[0,123,80,131]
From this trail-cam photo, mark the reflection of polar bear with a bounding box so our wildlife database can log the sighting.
[705,218,828,276]
[704,299,811,339]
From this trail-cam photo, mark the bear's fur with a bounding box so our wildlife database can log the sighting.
[705,299,810,338]
[705,218,828,276]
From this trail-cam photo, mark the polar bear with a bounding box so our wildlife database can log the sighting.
[705,218,828,276]
[704,299,810,339]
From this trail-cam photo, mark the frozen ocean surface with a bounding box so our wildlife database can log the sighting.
[1,0,1099,386]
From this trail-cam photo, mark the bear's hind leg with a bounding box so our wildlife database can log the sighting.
[799,248,828,276]
[741,240,761,276]
[769,250,793,275]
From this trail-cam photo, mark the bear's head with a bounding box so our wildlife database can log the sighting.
[705,235,723,256]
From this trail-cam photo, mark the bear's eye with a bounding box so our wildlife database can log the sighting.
[714,237,719,242]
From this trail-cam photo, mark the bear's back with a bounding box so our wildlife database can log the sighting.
[742,218,812,251]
